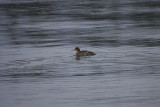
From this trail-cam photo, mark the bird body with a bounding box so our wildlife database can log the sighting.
[74,47,96,57]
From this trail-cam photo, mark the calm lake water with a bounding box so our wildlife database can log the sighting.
[0,0,160,107]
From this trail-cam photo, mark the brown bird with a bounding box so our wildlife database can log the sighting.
[74,47,96,57]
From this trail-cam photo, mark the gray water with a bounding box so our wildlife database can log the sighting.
[0,0,160,107]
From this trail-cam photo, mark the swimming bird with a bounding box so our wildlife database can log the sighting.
[74,47,96,57]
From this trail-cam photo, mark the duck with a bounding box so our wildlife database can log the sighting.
[74,47,96,57]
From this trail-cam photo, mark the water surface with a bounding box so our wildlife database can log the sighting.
[0,0,160,107]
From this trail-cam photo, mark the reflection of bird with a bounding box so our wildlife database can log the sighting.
[74,47,96,57]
